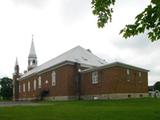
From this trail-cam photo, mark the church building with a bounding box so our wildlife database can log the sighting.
[13,39,149,101]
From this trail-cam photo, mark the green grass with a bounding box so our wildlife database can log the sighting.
[0,98,160,120]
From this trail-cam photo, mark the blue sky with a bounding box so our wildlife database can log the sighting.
[0,0,159,85]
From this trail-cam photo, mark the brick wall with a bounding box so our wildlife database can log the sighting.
[18,64,77,100]
[17,64,148,100]
[81,66,148,95]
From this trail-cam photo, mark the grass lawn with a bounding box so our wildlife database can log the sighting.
[0,98,160,120]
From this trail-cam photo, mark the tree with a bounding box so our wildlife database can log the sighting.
[92,0,160,41]
[0,77,13,100]
[154,81,160,91]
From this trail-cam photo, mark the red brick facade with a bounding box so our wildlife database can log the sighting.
[13,63,148,101]
[16,64,76,100]
[81,66,148,97]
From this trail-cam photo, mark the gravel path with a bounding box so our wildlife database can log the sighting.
[0,101,40,107]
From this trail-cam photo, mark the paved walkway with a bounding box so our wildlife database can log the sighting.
[0,101,40,107]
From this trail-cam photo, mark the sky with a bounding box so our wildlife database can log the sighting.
[0,0,159,85]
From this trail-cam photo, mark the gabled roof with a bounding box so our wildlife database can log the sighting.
[21,46,107,79]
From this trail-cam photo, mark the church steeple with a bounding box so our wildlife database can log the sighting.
[14,57,19,75]
[29,35,37,58]
[28,35,37,71]
[13,57,20,101]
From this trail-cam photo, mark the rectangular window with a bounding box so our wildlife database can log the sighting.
[34,79,36,91]
[92,71,98,84]
[139,72,142,77]
[38,76,41,88]
[52,71,56,86]
[28,81,30,92]
[126,69,130,75]
[126,69,130,82]
[23,83,25,92]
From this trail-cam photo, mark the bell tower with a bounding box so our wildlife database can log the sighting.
[13,58,20,101]
[28,35,37,71]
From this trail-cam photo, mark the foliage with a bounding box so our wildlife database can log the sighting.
[92,0,160,41]
[0,77,13,100]
[0,98,160,120]
[92,0,115,28]
[154,81,160,91]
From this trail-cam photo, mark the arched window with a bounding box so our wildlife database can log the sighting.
[126,69,130,82]
[23,83,25,92]
[34,79,36,90]
[52,71,56,86]
[28,81,30,92]
[33,60,35,64]
[38,76,42,88]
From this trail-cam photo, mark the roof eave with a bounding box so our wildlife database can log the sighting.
[82,62,149,73]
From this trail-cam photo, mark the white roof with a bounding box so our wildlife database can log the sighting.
[21,46,107,78]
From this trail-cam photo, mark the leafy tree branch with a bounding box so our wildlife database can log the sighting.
[92,0,160,41]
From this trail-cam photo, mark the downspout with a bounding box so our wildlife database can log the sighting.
[75,63,81,100]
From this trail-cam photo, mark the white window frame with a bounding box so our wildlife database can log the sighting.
[92,71,98,84]
[139,72,142,77]
[34,79,36,91]
[23,83,25,92]
[52,71,56,86]
[28,81,30,92]
[126,69,130,75]
[126,69,130,82]
[38,76,41,88]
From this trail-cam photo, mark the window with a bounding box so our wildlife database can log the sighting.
[33,60,35,64]
[52,71,56,86]
[126,69,130,75]
[45,80,49,84]
[139,72,142,77]
[23,83,25,92]
[92,71,98,84]
[38,76,41,88]
[19,84,21,93]
[126,69,130,82]
[34,79,36,90]
[28,81,30,92]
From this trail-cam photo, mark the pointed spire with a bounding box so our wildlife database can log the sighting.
[29,34,37,58]
[15,57,18,66]
[14,57,19,74]
[28,35,38,70]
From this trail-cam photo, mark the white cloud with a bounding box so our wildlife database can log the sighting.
[11,0,50,8]
[60,0,91,24]
[0,0,159,86]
